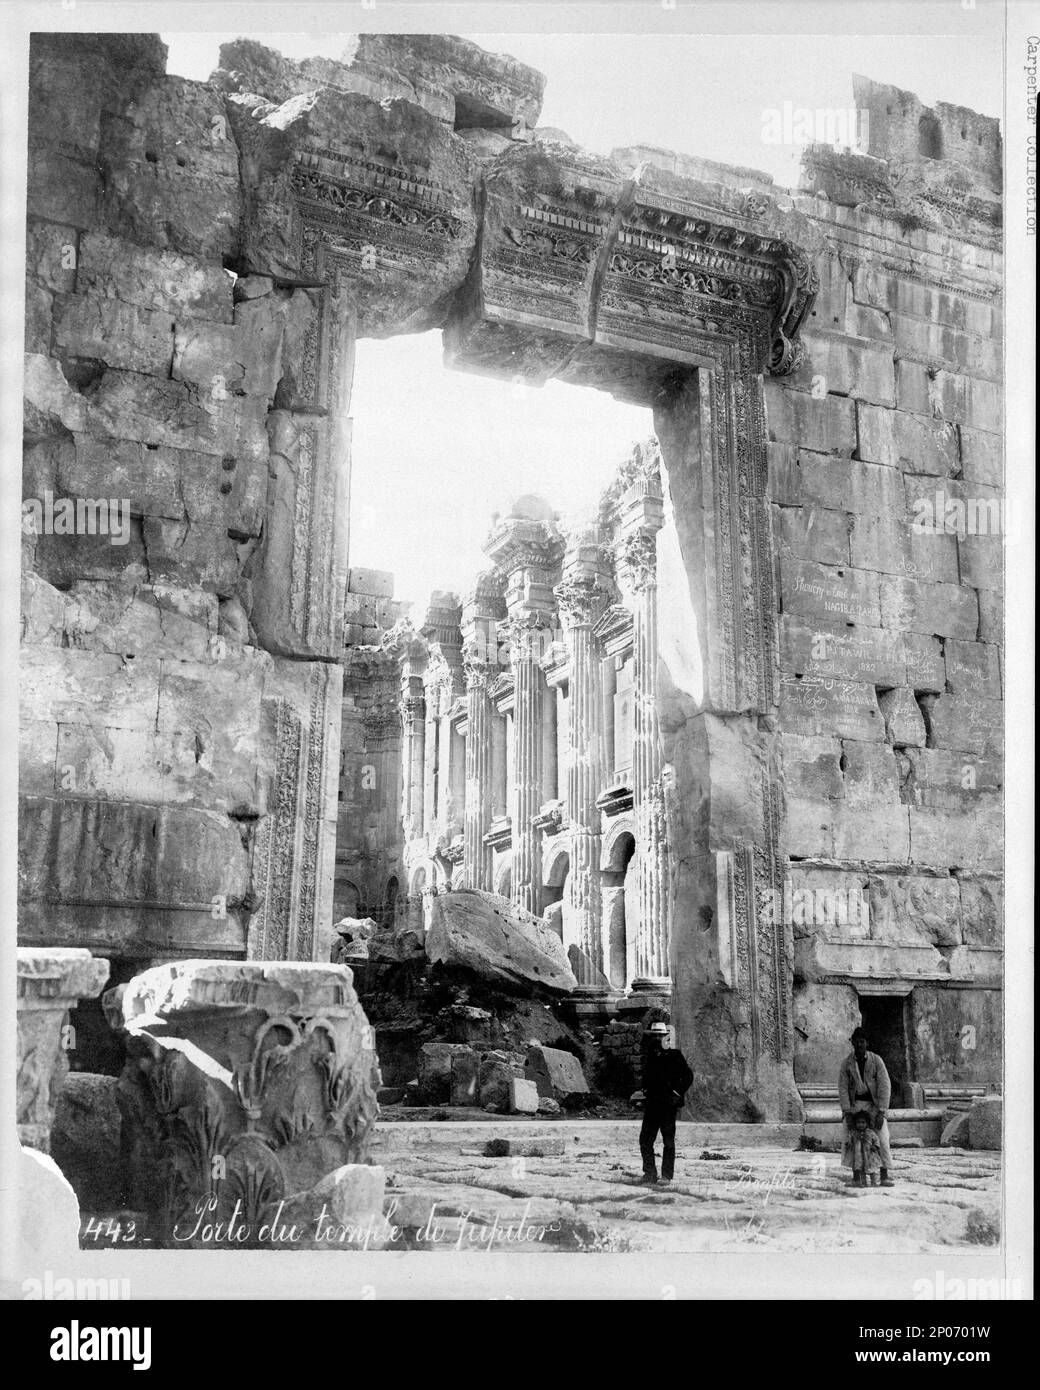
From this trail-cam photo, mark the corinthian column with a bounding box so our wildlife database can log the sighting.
[460,574,505,891]
[555,563,609,992]
[508,611,551,914]
[400,686,426,837]
[484,501,564,917]
[462,659,493,889]
[615,493,669,992]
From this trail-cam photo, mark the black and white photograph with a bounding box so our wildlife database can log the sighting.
[0,0,1032,1336]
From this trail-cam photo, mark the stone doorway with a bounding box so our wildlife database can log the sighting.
[192,63,817,1116]
[858,992,912,1105]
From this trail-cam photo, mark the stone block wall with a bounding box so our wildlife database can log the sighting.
[768,94,1003,1099]
[600,1019,643,1063]
[19,36,1002,1117]
[21,35,343,988]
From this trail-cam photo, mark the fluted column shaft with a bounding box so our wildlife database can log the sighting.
[422,691,439,834]
[400,692,426,836]
[482,515,565,916]
[463,665,494,889]
[616,525,669,991]
[632,576,668,983]
[510,622,546,915]
[556,575,608,990]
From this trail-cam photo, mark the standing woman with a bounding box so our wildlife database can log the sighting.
[838,1026,895,1187]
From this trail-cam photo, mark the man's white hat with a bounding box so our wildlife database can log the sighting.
[645,1021,670,1036]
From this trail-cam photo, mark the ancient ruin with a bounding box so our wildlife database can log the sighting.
[18,31,1003,1248]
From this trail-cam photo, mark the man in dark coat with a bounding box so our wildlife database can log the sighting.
[638,1022,694,1184]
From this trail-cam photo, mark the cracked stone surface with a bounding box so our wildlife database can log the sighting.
[377,1127,1001,1253]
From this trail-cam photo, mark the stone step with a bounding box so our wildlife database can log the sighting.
[802,1114,944,1148]
[370,1120,804,1155]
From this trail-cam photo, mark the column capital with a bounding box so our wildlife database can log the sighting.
[554,573,609,629]
[612,529,659,593]
[507,608,555,662]
[463,652,494,689]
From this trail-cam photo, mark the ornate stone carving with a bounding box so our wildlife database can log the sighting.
[107,960,381,1248]
[507,608,554,659]
[249,662,343,963]
[595,192,817,378]
[362,704,402,741]
[17,948,110,1152]
[554,574,608,628]
[612,530,658,592]
[292,162,465,242]
[533,802,565,835]
[463,651,493,688]
[741,191,770,219]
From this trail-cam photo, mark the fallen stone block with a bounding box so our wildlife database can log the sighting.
[17,948,111,1153]
[940,1112,972,1148]
[450,1048,480,1107]
[508,1077,540,1114]
[478,1050,513,1111]
[50,1072,124,1212]
[968,1096,1002,1151]
[444,1004,493,1044]
[333,916,377,963]
[426,888,578,994]
[107,960,380,1245]
[537,1096,561,1115]
[279,1164,387,1250]
[418,1041,469,1105]
[525,1042,590,1101]
[483,1135,566,1158]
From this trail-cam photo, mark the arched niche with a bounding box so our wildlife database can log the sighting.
[601,829,636,990]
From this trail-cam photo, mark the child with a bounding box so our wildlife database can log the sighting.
[848,1111,883,1187]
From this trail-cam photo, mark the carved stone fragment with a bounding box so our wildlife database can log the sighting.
[17,948,111,1153]
[105,960,381,1248]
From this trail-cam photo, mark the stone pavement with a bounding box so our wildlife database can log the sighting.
[373,1121,1001,1254]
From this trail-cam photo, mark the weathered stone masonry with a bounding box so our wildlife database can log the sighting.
[20,35,1002,1120]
